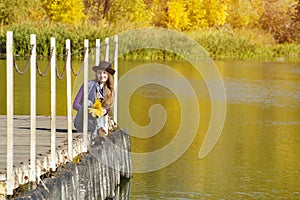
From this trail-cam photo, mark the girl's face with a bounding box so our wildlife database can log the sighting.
[96,70,108,83]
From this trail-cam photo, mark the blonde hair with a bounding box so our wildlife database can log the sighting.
[102,73,114,108]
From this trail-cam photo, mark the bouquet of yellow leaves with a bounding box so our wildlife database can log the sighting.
[88,98,105,118]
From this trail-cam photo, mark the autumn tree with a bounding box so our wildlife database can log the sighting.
[41,0,86,24]
[226,0,265,28]
[163,0,190,30]
[0,0,45,25]
[201,0,228,27]
[289,0,300,42]
[159,0,228,30]
[84,0,113,22]
[84,0,152,25]
[146,0,168,27]
[259,0,298,43]
[109,0,152,23]
[186,0,207,28]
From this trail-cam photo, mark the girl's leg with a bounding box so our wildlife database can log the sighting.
[96,116,108,136]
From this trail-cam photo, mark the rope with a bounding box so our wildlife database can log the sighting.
[36,47,54,77]
[70,47,87,76]
[13,45,33,75]
[55,50,67,80]
[11,46,89,79]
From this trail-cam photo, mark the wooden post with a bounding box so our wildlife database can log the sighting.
[105,38,109,62]
[104,37,110,132]
[66,39,73,159]
[113,35,118,123]
[96,39,100,66]
[6,31,14,195]
[50,37,56,171]
[30,34,37,182]
[83,39,89,152]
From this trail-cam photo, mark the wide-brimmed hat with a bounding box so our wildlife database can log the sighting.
[92,61,115,75]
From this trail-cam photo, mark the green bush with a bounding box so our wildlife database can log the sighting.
[0,22,118,58]
[1,23,299,62]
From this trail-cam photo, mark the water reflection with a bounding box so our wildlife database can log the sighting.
[0,59,299,199]
[127,61,300,199]
[114,179,131,200]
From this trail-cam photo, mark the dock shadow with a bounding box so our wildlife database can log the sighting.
[17,127,78,133]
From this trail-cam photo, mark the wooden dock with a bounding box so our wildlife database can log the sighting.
[0,115,87,196]
[2,31,121,198]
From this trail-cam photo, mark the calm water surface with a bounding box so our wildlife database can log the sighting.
[0,60,299,199]
[121,61,300,199]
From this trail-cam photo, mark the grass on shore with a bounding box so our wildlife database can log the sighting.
[0,22,299,62]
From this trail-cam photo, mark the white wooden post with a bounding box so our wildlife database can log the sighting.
[104,37,110,132]
[30,34,37,182]
[96,39,100,66]
[83,39,89,152]
[66,39,73,159]
[50,37,56,171]
[113,35,118,123]
[105,38,109,62]
[6,31,14,195]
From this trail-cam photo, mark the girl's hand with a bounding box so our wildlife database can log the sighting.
[101,108,107,115]
[88,100,93,107]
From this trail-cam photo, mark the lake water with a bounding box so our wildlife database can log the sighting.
[0,59,300,199]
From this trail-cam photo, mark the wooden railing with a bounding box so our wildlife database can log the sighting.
[4,31,118,195]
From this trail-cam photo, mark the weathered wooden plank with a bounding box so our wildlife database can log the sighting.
[0,115,86,196]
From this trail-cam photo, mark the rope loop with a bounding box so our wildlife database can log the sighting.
[70,47,87,76]
[13,44,34,75]
[12,45,89,79]
[56,49,67,80]
[36,47,54,77]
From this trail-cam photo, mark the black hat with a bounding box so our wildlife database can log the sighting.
[92,61,115,75]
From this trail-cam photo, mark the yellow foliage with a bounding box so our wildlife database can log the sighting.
[41,0,86,24]
[3,0,297,43]
[0,0,45,24]
[187,0,207,27]
[128,0,152,23]
[86,0,152,25]
[164,0,190,30]
[226,0,265,27]
[162,0,228,30]
[148,0,167,26]
[201,0,228,27]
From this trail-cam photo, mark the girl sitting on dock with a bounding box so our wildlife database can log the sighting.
[73,61,115,137]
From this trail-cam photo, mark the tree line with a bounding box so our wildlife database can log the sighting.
[0,0,299,44]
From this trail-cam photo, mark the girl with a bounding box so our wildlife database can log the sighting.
[73,61,115,137]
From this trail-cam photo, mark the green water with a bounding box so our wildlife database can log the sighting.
[121,60,300,199]
[0,59,70,115]
[1,60,300,199]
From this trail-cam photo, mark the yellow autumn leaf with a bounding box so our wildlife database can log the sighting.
[93,98,102,109]
[88,98,104,118]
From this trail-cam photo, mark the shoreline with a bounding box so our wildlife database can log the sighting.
[0,26,299,63]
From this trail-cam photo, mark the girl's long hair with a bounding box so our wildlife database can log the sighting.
[102,73,114,108]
